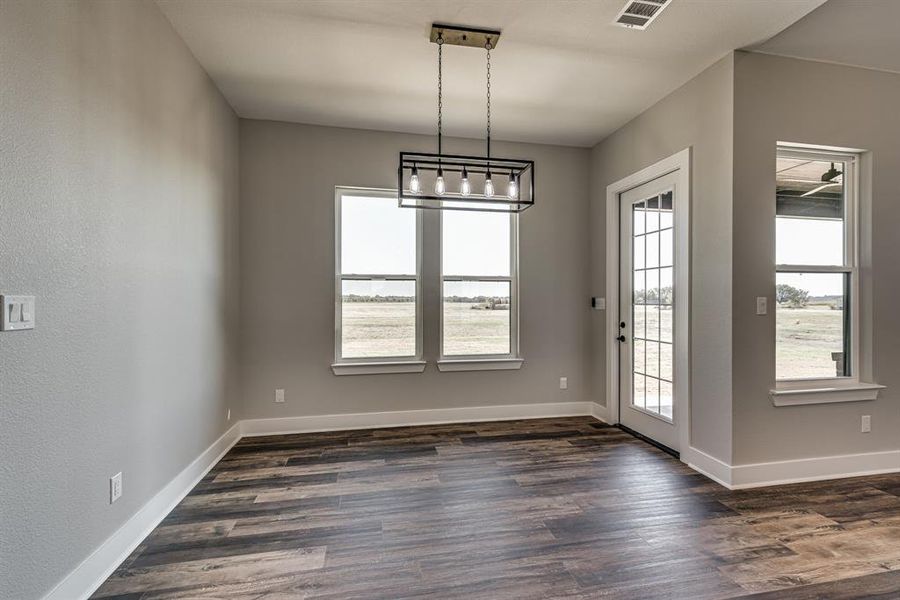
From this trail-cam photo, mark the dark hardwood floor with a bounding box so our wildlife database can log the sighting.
[93,417,900,599]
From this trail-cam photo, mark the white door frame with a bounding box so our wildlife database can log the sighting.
[605,148,691,453]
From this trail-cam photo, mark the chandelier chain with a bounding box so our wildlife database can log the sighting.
[437,34,443,156]
[486,39,492,159]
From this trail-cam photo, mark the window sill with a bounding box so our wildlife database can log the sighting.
[437,358,524,372]
[331,361,426,376]
[770,382,885,406]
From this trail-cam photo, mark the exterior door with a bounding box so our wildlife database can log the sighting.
[618,171,680,451]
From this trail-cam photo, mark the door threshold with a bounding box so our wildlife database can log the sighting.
[616,424,679,459]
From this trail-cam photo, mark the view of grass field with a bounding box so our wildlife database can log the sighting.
[777,306,844,379]
[341,302,842,379]
[443,303,510,356]
[341,301,415,358]
[341,301,510,358]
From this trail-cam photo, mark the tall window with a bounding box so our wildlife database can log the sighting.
[775,147,857,380]
[441,206,518,359]
[334,188,422,364]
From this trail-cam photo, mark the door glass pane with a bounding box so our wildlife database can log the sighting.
[633,201,646,235]
[633,235,645,270]
[633,302,646,341]
[660,229,673,267]
[646,341,660,378]
[634,339,646,377]
[776,272,848,378]
[645,305,660,342]
[443,280,511,356]
[646,196,660,232]
[633,270,646,307]
[660,191,674,229]
[341,279,416,358]
[660,343,673,381]
[776,158,845,266]
[645,268,659,305]
[660,381,673,420]
[646,232,659,268]
[633,372,646,409]
[646,377,660,414]
[660,268,673,306]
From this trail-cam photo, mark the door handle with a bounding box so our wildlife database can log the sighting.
[616,335,626,342]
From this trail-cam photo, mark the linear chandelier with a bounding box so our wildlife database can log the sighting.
[398,24,534,213]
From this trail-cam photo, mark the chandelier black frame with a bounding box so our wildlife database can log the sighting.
[398,24,535,213]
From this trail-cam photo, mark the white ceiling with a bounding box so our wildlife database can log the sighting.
[157,0,825,147]
[751,0,900,75]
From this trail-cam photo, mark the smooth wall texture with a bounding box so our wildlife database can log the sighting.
[590,55,735,462]
[0,1,239,598]
[731,51,900,464]
[239,120,592,419]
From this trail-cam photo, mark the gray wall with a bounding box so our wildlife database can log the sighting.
[0,1,240,598]
[731,51,900,464]
[590,55,735,462]
[238,120,592,419]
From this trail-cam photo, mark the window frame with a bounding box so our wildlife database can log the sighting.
[437,209,522,370]
[771,145,882,404]
[775,146,858,385]
[332,187,425,374]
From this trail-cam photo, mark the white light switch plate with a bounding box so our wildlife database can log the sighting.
[275,389,285,403]
[1,295,35,331]
[110,472,122,504]
[756,296,767,316]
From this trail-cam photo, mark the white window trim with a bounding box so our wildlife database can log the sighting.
[332,187,425,376]
[771,144,882,405]
[437,210,522,372]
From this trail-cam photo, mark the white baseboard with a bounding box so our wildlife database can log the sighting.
[730,449,900,489]
[590,402,609,423]
[683,446,733,488]
[241,401,601,436]
[43,423,242,600]
[683,446,900,490]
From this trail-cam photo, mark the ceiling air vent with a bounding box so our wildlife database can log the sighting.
[613,0,671,30]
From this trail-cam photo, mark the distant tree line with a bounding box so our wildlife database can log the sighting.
[445,295,511,304]
[776,284,809,307]
[776,284,843,309]
[635,286,673,305]
[343,294,414,303]
[342,294,513,304]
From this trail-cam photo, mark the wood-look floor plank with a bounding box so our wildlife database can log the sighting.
[93,417,900,599]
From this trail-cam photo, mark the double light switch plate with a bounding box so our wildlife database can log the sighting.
[1,295,35,331]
